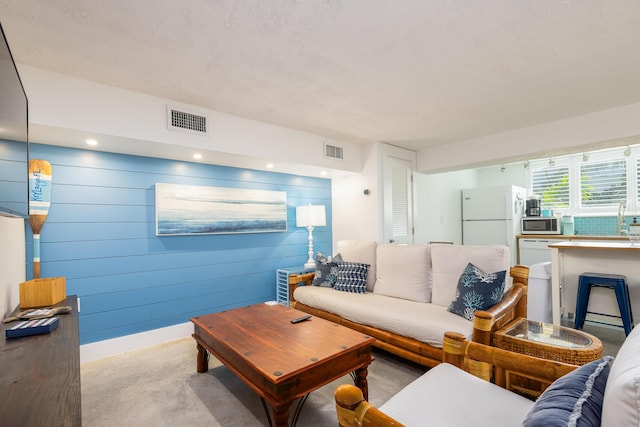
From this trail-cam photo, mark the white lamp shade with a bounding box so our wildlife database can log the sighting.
[296,204,326,227]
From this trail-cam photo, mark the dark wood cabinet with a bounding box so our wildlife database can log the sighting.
[0,296,81,426]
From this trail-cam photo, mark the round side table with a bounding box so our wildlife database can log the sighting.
[493,317,603,365]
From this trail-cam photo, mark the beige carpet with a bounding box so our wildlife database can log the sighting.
[81,338,426,426]
[81,321,626,426]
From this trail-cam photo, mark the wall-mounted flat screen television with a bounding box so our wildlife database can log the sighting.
[0,21,29,218]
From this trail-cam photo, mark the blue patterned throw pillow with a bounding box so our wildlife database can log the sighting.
[312,252,343,287]
[521,356,612,427]
[334,262,369,293]
[447,262,506,320]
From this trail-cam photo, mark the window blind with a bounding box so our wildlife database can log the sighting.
[531,165,570,209]
[580,160,626,207]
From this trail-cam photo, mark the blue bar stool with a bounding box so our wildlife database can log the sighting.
[574,272,634,336]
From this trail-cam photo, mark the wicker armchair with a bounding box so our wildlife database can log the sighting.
[335,332,577,427]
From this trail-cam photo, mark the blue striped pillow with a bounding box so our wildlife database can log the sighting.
[521,356,612,427]
[334,262,369,293]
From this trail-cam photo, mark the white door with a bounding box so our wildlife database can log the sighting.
[383,157,414,244]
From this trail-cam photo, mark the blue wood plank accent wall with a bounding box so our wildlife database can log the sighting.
[24,143,332,344]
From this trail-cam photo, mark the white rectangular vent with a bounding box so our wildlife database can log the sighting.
[324,143,344,160]
[167,105,209,136]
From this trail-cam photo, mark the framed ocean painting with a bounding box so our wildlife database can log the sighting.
[155,183,287,236]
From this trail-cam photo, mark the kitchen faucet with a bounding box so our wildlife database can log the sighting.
[618,200,627,235]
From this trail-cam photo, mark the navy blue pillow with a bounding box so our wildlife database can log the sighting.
[521,356,613,427]
[447,263,506,320]
[334,262,369,293]
[312,253,343,287]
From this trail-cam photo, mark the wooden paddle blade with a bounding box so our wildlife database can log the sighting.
[28,159,52,279]
[28,159,52,234]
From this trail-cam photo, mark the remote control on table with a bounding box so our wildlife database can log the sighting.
[291,315,312,324]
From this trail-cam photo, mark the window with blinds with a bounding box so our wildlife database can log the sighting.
[580,160,626,207]
[527,145,638,215]
[531,165,570,209]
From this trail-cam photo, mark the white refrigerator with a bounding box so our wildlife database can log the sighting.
[462,185,526,265]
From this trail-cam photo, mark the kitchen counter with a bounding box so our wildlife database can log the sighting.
[518,234,629,241]
[549,241,640,250]
[516,235,631,265]
[548,241,640,326]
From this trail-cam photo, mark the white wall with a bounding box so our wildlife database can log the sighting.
[417,102,640,173]
[19,65,364,176]
[475,163,528,189]
[331,142,379,249]
[414,168,478,245]
[0,215,26,318]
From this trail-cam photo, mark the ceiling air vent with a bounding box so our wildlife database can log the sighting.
[167,105,209,136]
[324,143,344,160]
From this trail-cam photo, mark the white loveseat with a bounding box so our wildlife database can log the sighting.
[292,240,528,367]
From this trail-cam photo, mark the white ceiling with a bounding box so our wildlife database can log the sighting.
[1,1,640,160]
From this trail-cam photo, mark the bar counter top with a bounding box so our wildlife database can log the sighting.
[548,241,640,250]
[518,234,629,241]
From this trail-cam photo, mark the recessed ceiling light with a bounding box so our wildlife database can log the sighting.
[320,171,327,176]
[85,139,98,146]
[193,153,202,160]
[266,163,274,169]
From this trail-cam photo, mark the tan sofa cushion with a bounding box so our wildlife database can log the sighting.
[293,286,473,348]
[336,240,377,292]
[430,244,510,307]
[373,244,432,303]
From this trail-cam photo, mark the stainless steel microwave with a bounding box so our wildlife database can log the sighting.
[521,217,562,234]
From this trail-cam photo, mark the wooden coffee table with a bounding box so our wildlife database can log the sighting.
[191,303,375,427]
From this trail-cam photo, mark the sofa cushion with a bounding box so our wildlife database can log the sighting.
[336,240,377,292]
[333,262,369,293]
[311,252,343,288]
[379,362,533,427]
[601,324,640,425]
[373,244,432,303]
[521,356,612,427]
[447,263,506,320]
[430,244,510,307]
[293,286,474,347]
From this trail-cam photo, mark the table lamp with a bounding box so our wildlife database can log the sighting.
[296,204,326,268]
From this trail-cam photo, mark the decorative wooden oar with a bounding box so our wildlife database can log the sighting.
[28,159,52,279]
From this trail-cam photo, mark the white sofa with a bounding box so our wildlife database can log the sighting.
[292,240,528,367]
[335,324,640,427]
